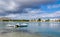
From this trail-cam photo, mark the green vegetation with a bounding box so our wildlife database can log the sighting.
[0,18,60,22]
[38,18,41,21]
[2,19,29,22]
[45,19,50,22]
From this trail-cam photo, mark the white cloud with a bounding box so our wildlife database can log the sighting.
[48,4,60,9]
[0,0,56,13]
[5,1,19,11]
[24,8,45,14]
[41,11,60,17]
[50,11,60,17]
[0,0,19,12]
[5,14,17,18]
[0,0,59,19]
[3,10,60,19]
[4,14,29,19]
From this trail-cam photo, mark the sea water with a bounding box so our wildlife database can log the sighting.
[0,22,60,37]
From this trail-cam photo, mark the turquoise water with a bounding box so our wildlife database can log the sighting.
[0,22,60,37]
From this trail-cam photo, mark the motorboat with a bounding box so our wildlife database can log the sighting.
[15,23,28,28]
[6,23,28,28]
[20,23,28,27]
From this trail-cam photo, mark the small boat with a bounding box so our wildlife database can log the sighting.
[16,23,28,28]
[20,23,28,27]
[6,23,28,28]
[6,24,15,27]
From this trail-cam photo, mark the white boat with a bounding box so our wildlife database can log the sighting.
[16,23,28,27]
[20,23,28,26]
[6,24,15,27]
[6,23,28,28]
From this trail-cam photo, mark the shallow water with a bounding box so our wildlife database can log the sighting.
[0,22,60,37]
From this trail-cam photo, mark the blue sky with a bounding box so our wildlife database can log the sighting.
[0,0,60,19]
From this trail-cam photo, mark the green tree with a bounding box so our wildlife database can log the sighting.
[38,18,41,21]
[45,19,50,22]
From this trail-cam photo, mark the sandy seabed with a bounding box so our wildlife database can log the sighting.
[0,32,43,37]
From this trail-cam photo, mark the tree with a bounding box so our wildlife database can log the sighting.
[38,18,41,21]
[45,19,50,22]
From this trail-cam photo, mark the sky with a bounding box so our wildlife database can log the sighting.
[0,0,60,19]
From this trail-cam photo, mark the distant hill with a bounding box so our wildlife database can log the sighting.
[0,17,11,20]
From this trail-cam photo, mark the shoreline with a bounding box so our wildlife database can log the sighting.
[0,21,60,22]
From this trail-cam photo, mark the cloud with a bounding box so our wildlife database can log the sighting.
[4,14,31,19]
[49,11,60,17]
[0,0,19,12]
[0,0,59,19]
[41,11,60,17]
[23,8,45,14]
[47,4,60,9]
[3,9,60,19]
[0,0,57,13]
[5,1,19,11]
